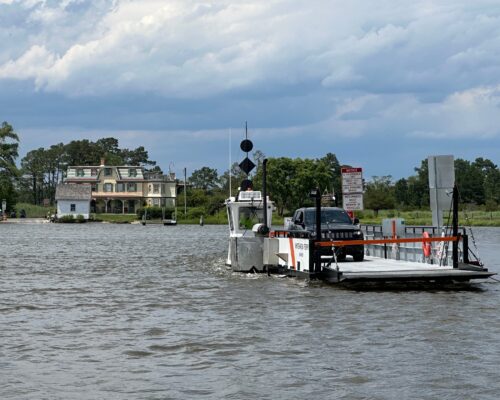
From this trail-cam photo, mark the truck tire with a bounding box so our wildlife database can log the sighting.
[353,252,364,262]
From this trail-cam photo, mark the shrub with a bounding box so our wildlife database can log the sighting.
[187,207,205,219]
[76,214,85,222]
[59,215,75,223]
[136,206,163,219]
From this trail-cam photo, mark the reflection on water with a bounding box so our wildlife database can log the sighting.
[1,224,500,399]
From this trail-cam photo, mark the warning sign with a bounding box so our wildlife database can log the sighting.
[342,167,364,211]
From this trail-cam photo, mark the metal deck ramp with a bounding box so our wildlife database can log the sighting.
[329,257,494,282]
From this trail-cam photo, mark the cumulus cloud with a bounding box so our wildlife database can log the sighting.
[2,0,500,145]
[1,0,499,98]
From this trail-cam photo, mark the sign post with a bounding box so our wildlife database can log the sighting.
[341,168,364,215]
[1,199,6,220]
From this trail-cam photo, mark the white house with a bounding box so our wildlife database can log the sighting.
[55,184,92,219]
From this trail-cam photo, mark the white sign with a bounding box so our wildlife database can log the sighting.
[341,167,364,210]
[341,168,363,194]
[343,194,364,211]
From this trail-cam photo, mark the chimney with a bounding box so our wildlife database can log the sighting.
[100,157,105,166]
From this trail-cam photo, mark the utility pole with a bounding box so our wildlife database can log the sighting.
[184,167,187,217]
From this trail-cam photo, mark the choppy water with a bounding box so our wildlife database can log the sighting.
[1,223,500,399]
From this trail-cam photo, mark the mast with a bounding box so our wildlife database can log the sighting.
[229,128,232,198]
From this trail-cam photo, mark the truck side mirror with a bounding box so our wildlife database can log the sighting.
[353,217,360,225]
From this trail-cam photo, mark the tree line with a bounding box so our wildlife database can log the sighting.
[187,155,500,216]
[1,121,499,215]
[0,122,157,209]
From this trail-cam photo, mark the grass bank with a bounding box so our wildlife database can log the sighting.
[14,203,54,218]
[352,210,500,227]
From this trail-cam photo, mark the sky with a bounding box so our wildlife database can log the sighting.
[1,0,499,180]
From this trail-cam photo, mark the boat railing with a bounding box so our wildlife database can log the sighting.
[361,224,467,238]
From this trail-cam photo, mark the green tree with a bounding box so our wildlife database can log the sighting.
[189,167,220,191]
[220,162,247,194]
[0,122,19,210]
[264,156,334,215]
[394,178,409,207]
[0,122,19,176]
[317,153,342,205]
[455,158,484,204]
[364,176,395,216]
[21,148,47,205]
[0,122,19,211]
[121,145,156,166]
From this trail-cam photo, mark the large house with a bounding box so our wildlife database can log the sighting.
[64,159,177,214]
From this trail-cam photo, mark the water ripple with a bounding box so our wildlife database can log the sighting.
[1,224,499,399]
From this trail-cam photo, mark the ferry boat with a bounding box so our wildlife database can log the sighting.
[225,157,495,284]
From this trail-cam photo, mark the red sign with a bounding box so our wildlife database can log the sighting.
[341,167,362,173]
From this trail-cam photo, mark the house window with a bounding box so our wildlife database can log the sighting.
[153,198,160,206]
[127,183,137,192]
[70,204,76,212]
[91,184,97,192]
[91,168,97,176]
[104,183,113,192]
[104,168,112,176]
[153,184,160,194]
[129,169,137,177]
[116,183,125,192]
[76,168,84,177]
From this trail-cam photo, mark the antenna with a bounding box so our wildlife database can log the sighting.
[229,128,232,198]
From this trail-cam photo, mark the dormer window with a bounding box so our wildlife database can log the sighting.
[104,168,112,176]
[76,168,84,177]
[91,168,97,176]
[128,168,137,177]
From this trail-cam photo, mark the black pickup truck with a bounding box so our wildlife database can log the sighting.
[289,207,364,261]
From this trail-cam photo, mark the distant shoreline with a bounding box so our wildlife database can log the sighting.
[2,217,500,227]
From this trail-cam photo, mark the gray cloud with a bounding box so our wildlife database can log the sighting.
[1,0,500,159]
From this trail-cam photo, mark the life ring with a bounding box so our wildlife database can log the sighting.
[422,232,431,257]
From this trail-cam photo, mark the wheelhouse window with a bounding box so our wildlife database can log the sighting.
[104,183,113,192]
[70,204,76,212]
[127,183,137,192]
[238,207,264,230]
[76,168,84,177]
[128,169,137,177]
[104,168,112,176]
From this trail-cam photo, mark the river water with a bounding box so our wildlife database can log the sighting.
[1,223,500,399]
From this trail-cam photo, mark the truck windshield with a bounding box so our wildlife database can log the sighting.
[305,209,352,226]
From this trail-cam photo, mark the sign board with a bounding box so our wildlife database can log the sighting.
[1,199,6,212]
[428,155,455,228]
[341,168,364,211]
[343,194,363,211]
[341,168,363,194]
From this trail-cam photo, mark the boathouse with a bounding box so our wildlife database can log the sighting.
[55,184,92,219]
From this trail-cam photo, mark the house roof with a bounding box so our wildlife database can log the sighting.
[55,184,92,201]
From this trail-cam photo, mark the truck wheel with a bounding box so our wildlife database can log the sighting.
[353,253,364,262]
[336,253,346,261]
